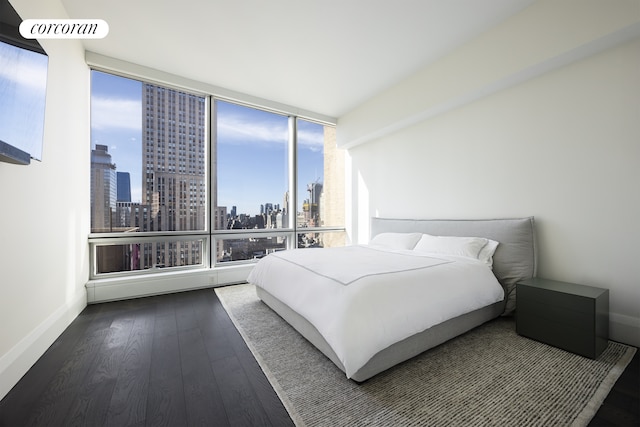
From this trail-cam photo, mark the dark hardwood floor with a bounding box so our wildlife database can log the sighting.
[0,288,294,427]
[0,287,637,426]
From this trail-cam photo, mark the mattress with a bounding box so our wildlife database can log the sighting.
[256,286,503,382]
[248,217,537,381]
[248,245,505,379]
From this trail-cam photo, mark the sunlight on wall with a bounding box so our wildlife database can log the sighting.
[356,170,370,243]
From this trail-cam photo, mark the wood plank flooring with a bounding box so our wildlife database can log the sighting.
[0,288,293,427]
[0,286,637,426]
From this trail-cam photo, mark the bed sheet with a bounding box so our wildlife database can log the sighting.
[247,245,504,378]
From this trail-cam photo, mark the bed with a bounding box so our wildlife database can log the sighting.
[247,217,537,382]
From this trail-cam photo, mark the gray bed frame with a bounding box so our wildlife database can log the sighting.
[256,217,537,382]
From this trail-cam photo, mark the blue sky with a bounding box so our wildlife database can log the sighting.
[0,41,48,160]
[90,70,325,215]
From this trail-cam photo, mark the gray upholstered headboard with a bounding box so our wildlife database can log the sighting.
[370,217,537,314]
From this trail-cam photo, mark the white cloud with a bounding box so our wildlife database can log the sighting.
[217,113,288,146]
[297,128,324,152]
[217,112,324,151]
[91,96,141,130]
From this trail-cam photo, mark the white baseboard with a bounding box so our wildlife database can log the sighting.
[610,312,640,348]
[86,264,254,303]
[0,290,87,401]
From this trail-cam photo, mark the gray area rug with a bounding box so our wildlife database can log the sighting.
[215,284,636,427]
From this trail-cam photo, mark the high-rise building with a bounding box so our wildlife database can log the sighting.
[116,171,131,202]
[115,172,133,229]
[305,182,323,226]
[90,144,117,232]
[319,126,345,247]
[142,83,206,232]
[140,83,207,268]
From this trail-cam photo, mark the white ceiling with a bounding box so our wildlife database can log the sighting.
[61,0,535,119]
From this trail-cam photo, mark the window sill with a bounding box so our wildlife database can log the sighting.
[85,263,254,303]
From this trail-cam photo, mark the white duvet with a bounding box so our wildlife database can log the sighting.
[247,245,504,378]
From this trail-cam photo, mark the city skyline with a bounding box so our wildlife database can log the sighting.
[90,75,342,271]
[90,70,326,216]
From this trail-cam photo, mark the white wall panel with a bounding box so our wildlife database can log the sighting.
[0,0,90,400]
[345,25,640,345]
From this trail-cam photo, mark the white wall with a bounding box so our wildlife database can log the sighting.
[0,0,90,399]
[341,1,640,346]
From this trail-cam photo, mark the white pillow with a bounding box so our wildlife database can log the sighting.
[369,232,422,250]
[414,234,499,267]
[477,238,499,268]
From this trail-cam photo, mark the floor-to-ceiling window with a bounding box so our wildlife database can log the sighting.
[88,70,344,278]
[296,118,346,249]
[213,100,290,264]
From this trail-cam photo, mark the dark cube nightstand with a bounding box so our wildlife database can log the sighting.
[516,277,609,359]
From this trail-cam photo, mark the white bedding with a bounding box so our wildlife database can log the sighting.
[247,245,504,378]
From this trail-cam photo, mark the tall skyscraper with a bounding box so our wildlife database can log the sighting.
[319,126,345,247]
[141,83,207,267]
[90,144,116,232]
[116,171,131,202]
[305,181,323,226]
[142,83,206,231]
[115,172,133,230]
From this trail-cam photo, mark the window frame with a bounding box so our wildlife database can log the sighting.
[88,64,343,279]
